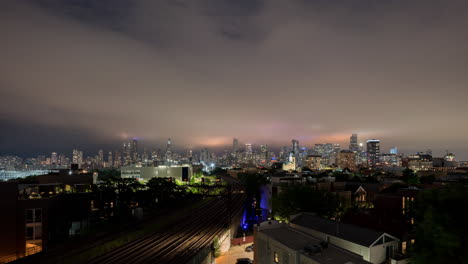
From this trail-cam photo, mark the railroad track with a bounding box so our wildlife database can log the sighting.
[88,183,245,264]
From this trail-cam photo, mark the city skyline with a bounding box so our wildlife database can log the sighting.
[0,134,463,161]
[1,1,468,159]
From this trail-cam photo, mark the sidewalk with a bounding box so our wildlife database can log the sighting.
[216,244,254,264]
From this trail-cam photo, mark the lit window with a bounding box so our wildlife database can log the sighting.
[402,241,407,254]
[274,252,279,263]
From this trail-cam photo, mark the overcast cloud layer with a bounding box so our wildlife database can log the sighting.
[1,0,467,158]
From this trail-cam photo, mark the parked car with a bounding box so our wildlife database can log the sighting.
[236,258,253,264]
[245,244,254,252]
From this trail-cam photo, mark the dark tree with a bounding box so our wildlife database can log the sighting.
[402,168,420,185]
[411,185,468,264]
[272,185,347,221]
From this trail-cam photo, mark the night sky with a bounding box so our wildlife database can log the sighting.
[1,0,467,159]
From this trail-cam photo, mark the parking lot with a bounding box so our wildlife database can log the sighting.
[215,244,254,264]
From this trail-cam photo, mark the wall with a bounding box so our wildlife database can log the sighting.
[369,241,399,264]
[0,183,18,260]
[254,231,297,264]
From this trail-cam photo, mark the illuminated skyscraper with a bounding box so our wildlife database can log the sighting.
[98,149,104,166]
[123,142,132,165]
[366,139,381,168]
[108,151,113,167]
[292,140,299,155]
[349,134,359,152]
[245,144,253,154]
[390,147,398,155]
[259,144,269,164]
[233,138,239,153]
[51,152,58,165]
[72,149,83,167]
[132,138,138,162]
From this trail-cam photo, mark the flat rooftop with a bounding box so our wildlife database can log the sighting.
[259,225,370,264]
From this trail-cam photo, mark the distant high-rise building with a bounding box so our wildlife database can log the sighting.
[167,138,172,151]
[123,142,132,165]
[337,150,357,171]
[366,139,381,168]
[72,149,83,168]
[200,148,210,163]
[233,138,239,153]
[245,144,253,154]
[390,147,398,155]
[292,139,299,155]
[51,152,58,165]
[98,149,104,165]
[304,155,322,170]
[108,151,113,167]
[132,138,138,162]
[349,134,359,152]
[114,151,122,167]
[259,144,269,164]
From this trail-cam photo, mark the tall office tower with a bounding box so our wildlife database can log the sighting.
[131,138,138,162]
[114,151,122,167]
[292,140,299,155]
[72,149,80,164]
[123,142,132,165]
[245,144,253,154]
[51,152,58,165]
[98,149,104,166]
[349,134,359,152]
[233,138,239,153]
[167,138,172,152]
[58,154,67,166]
[165,138,172,162]
[142,149,149,162]
[108,151,113,168]
[390,147,398,155]
[366,139,381,169]
[259,144,269,164]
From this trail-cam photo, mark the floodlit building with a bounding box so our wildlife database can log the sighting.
[120,165,192,182]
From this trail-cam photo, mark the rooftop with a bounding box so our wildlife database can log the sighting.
[259,224,370,264]
[290,213,385,247]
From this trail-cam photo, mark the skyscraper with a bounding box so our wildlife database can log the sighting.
[366,139,381,169]
[132,138,138,162]
[292,139,299,155]
[72,149,83,167]
[390,147,398,155]
[349,134,359,152]
[123,142,132,165]
[98,149,104,166]
[259,144,269,164]
[245,144,253,154]
[108,151,113,168]
[51,152,58,165]
[233,138,239,153]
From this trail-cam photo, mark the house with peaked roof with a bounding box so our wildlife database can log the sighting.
[289,213,400,264]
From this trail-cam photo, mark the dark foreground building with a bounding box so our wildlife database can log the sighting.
[0,170,95,263]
